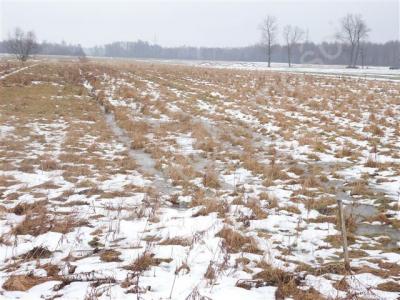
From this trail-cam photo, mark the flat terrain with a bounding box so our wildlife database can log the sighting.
[136,59,400,81]
[0,58,399,299]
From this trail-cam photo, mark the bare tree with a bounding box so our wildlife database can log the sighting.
[283,25,304,67]
[259,16,278,67]
[337,14,370,68]
[6,28,37,63]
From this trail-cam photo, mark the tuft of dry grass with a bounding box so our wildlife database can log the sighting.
[12,209,88,236]
[364,157,381,168]
[127,252,169,272]
[192,122,216,153]
[254,263,325,299]
[2,274,49,291]
[159,237,191,247]
[349,180,372,196]
[377,281,400,292]
[246,198,268,219]
[216,227,261,254]
[19,246,52,260]
[100,249,122,262]
[202,165,220,189]
[11,200,47,216]
[253,264,296,286]
[191,197,228,217]
[130,253,155,272]
[40,158,59,171]
[335,146,353,158]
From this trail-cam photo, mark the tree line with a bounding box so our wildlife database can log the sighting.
[0,28,85,61]
[2,14,399,67]
[87,40,399,67]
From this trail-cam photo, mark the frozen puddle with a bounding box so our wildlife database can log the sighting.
[356,223,400,246]
[344,203,379,222]
[344,202,400,247]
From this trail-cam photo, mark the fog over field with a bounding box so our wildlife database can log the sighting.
[1,0,398,46]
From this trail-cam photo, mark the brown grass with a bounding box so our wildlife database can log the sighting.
[12,210,88,236]
[129,252,158,272]
[350,180,372,196]
[216,227,261,254]
[40,158,59,171]
[246,198,268,219]
[192,197,228,217]
[377,281,400,292]
[365,157,381,168]
[2,275,49,291]
[253,264,324,299]
[100,249,122,262]
[19,246,52,260]
[253,264,296,286]
[11,200,47,215]
[159,237,191,247]
[203,165,220,189]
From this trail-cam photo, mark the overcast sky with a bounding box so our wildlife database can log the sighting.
[0,0,398,47]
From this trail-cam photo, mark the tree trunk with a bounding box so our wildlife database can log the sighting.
[354,39,361,67]
[267,43,271,67]
[349,44,355,67]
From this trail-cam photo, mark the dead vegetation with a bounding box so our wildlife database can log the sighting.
[216,227,261,254]
[1,58,399,299]
[2,274,49,291]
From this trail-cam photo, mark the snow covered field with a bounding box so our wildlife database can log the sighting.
[0,58,399,299]
[132,58,400,81]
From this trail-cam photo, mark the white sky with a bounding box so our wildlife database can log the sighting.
[0,0,398,47]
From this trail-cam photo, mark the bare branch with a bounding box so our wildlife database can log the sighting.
[259,16,278,67]
[337,14,370,67]
[6,27,38,63]
[283,25,304,67]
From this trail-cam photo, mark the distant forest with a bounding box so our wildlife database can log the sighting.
[0,39,399,67]
[0,41,85,57]
[87,40,400,67]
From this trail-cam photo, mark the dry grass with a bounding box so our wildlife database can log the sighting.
[252,263,325,299]
[191,197,228,217]
[305,197,336,215]
[1,58,399,298]
[349,180,372,196]
[377,281,400,292]
[11,200,47,216]
[192,123,216,153]
[100,249,122,262]
[202,165,220,189]
[18,246,52,260]
[253,264,296,286]
[364,157,381,168]
[40,158,59,171]
[129,252,158,272]
[245,198,268,219]
[216,227,261,254]
[12,210,88,236]
[2,275,49,291]
[159,237,191,246]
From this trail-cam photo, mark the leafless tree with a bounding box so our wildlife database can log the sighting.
[259,15,278,67]
[283,25,304,67]
[6,28,38,63]
[337,14,370,68]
